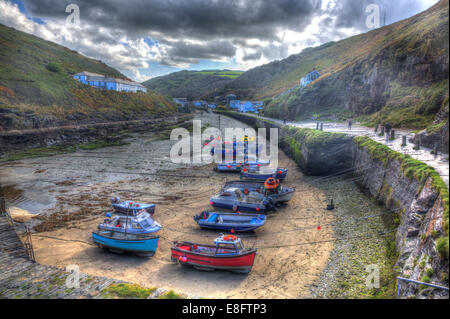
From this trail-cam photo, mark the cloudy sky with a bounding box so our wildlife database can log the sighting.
[0,0,439,82]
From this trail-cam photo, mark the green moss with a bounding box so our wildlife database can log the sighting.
[436,237,449,260]
[101,283,156,299]
[157,290,185,299]
[78,140,129,150]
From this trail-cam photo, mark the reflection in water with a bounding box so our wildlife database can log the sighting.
[0,184,50,215]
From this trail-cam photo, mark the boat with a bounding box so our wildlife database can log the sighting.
[92,211,161,256]
[111,197,155,216]
[240,167,288,181]
[193,211,266,232]
[92,231,159,257]
[221,179,295,203]
[209,187,277,213]
[215,159,270,172]
[97,211,162,234]
[171,234,257,274]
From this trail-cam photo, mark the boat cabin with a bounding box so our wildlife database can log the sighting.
[214,235,244,253]
[101,211,161,233]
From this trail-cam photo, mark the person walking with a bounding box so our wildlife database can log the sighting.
[347,118,353,131]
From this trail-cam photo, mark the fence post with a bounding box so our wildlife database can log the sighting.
[320,123,323,131]
[0,197,5,214]
[402,135,407,147]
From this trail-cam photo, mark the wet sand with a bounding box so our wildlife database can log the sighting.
[1,113,337,298]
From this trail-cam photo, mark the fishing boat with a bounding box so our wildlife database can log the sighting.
[111,197,155,216]
[193,211,266,232]
[171,234,257,274]
[92,231,159,257]
[97,211,162,234]
[221,179,295,203]
[209,187,276,213]
[92,211,161,256]
[215,159,270,172]
[240,167,288,181]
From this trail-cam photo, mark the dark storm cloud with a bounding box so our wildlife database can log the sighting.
[23,0,320,40]
[160,39,237,65]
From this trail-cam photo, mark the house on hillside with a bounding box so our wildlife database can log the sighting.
[226,94,237,105]
[299,70,320,87]
[229,100,263,113]
[73,71,147,93]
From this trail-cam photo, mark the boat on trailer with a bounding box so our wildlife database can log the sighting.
[171,234,257,274]
[209,187,277,213]
[240,167,288,181]
[111,197,155,216]
[221,180,295,203]
[193,211,266,232]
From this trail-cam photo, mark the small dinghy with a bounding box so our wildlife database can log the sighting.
[171,234,257,274]
[111,197,155,216]
[240,167,288,181]
[222,179,295,203]
[193,211,266,232]
[98,211,162,234]
[209,187,276,213]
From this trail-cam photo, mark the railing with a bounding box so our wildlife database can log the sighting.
[0,197,35,262]
[397,276,449,299]
[23,226,36,262]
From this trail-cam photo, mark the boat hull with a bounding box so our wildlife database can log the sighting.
[195,212,266,232]
[209,199,268,213]
[241,168,288,181]
[112,203,156,216]
[222,180,295,203]
[92,232,159,257]
[215,160,270,172]
[171,247,256,274]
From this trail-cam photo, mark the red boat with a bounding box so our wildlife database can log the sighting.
[171,234,257,274]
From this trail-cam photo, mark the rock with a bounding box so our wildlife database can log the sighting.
[147,288,167,299]
[8,207,36,223]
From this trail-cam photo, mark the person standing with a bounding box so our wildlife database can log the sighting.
[347,118,353,131]
[384,122,392,142]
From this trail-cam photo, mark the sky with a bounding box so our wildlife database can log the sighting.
[0,0,440,82]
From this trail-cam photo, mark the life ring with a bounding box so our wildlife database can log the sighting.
[243,188,249,195]
[264,177,279,189]
[223,235,237,241]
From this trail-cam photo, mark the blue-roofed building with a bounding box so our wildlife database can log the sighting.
[229,100,264,113]
[208,104,217,109]
[73,71,147,93]
[299,70,320,87]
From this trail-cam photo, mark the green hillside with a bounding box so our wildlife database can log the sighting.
[143,69,243,100]
[221,0,448,133]
[0,24,175,131]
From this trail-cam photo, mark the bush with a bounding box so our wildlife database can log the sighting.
[436,237,449,260]
[46,62,62,73]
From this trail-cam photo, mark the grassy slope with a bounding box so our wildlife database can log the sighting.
[223,0,448,130]
[143,69,243,101]
[0,24,175,129]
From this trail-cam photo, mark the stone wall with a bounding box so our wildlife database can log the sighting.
[0,115,192,155]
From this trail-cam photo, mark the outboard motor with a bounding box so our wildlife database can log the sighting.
[263,197,277,212]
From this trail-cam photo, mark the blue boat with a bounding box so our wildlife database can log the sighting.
[194,211,266,232]
[111,197,155,216]
[215,159,270,172]
[241,167,288,181]
[92,231,159,257]
[98,211,162,234]
[222,180,295,203]
[209,188,277,213]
